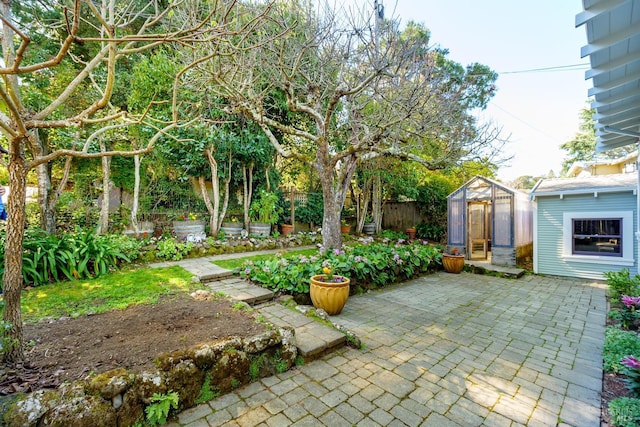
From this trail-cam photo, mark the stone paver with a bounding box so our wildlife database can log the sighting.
[165,271,606,426]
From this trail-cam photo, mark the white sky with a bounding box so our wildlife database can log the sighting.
[337,0,591,182]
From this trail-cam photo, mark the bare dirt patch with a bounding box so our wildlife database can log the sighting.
[0,293,267,394]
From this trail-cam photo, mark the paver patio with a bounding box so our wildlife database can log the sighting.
[170,271,607,426]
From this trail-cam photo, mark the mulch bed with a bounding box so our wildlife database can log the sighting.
[0,293,267,395]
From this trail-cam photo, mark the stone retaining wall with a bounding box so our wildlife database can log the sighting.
[3,327,297,427]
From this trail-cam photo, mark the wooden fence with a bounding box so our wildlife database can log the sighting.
[382,201,428,231]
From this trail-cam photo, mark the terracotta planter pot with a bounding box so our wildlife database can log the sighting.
[442,254,465,274]
[281,223,294,236]
[340,224,351,234]
[406,227,416,240]
[310,274,350,315]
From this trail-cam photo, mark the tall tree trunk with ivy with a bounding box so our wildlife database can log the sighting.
[97,138,111,234]
[2,136,28,362]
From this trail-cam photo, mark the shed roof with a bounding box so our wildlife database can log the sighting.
[530,173,637,198]
[448,175,520,199]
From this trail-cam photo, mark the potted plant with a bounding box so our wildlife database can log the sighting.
[363,215,376,235]
[340,219,351,234]
[406,226,417,240]
[310,265,350,315]
[442,247,465,274]
[220,216,243,238]
[249,190,283,237]
[172,212,205,241]
[281,223,294,236]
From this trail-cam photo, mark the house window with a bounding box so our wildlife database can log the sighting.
[572,218,621,257]
[562,210,634,267]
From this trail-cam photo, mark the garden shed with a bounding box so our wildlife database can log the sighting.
[530,173,638,280]
[447,176,533,267]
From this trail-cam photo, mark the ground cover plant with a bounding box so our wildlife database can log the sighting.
[239,238,440,294]
[603,269,640,426]
[212,248,318,271]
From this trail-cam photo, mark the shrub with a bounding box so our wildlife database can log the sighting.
[295,193,323,226]
[155,237,193,261]
[606,270,640,302]
[608,397,640,427]
[604,327,640,373]
[416,222,446,242]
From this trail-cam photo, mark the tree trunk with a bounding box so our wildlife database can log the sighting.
[34,130,56,233]
[2,137,28,363]
[243,163,254,227]
[205,148,220,234]
[38,131,79,234]
[316,154,358,250]
[218,151,233,228]
[130,154,140,234]
[97,138,110,234]
[37,162,53,232]
[372,173,383,233]
[357,176,372,233]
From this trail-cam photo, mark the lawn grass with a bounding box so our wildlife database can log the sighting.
[3,266,200,323]
[212,248,319,270]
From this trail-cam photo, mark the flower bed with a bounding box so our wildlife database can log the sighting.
[602,269,640,426]
[239,238,440,294]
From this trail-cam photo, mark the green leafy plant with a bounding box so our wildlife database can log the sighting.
[195,373,219,404]
[608,397,640,427]
[275,358,288,374]
[295,193,323,226]
[249,354,266,381]
[145,391,179,426]
[0,309,19,358]
[239,241,439,294]
[604,327,640,373]
[416,222,446,242]
[606,270,640,302]
[0,229,130,288]
[155,237,194,261]
[250,190,283,225]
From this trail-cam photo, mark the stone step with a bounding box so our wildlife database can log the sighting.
[465,260,526,278]
[257,303,346,361]
[207,277,275,306]
[199,269,234,282]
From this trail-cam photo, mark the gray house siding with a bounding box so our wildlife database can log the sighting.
[536,191,637,280]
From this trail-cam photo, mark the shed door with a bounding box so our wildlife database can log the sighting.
[468,202,488,260]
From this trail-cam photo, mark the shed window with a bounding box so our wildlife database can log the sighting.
[572,218,621,257]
